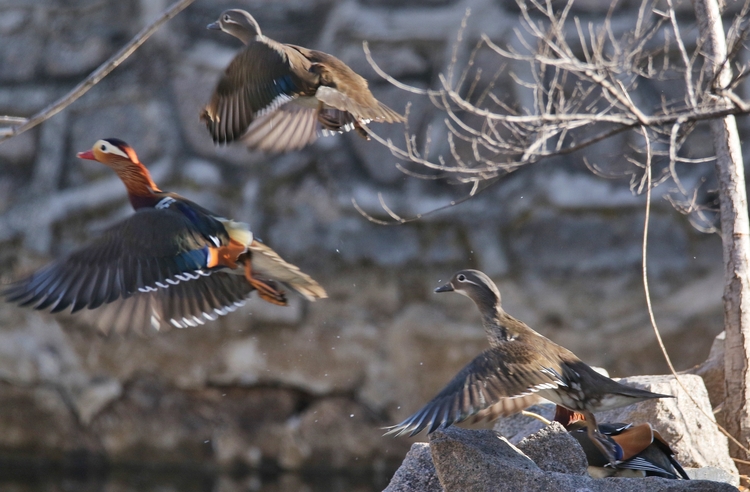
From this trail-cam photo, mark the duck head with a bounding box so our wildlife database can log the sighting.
[207,9,261,44]
[77,138,160,205]
[77,138,140,169]
[435,269,501,311]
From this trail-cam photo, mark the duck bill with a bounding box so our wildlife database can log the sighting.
[206,21,221,30]
[77,150,95,160]
[434,283,454,293]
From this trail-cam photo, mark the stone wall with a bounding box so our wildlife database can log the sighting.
[0,0,739,486]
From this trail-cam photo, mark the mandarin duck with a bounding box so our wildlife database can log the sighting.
[200,9,404,153]
[554,406,690,479]
[4,138,326,333]
[385,270,671,465]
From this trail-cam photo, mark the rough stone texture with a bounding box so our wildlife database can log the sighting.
[427,426,739,492]
[516,422,588,475]
[493,403,555,443]
[686,331,726,426]
[384,443,444,492]
[429,428,541,489]
[597,374,738,482]
[0,0,734,484]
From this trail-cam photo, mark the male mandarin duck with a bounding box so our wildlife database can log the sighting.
[200,9,404,153]
[386,270,671,465]
[4,138,326,333]
[554,406,690,479]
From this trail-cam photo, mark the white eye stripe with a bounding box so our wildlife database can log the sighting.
[95,140,129,159]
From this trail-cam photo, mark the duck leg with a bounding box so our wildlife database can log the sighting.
[582,410,620,466]
[243,260,287,306]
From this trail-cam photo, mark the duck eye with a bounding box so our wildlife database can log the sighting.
[100,144,106,151]
[223,14,230,21]
[457,274,466,282]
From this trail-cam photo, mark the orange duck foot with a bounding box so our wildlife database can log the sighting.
[244,261,287,306]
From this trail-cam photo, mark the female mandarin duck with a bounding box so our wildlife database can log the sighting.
[201,9,404,153]
[4,138,326,333]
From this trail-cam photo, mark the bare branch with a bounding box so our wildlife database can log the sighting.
[0,0,195,143]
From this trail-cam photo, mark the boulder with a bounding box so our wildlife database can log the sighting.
[597,374,738,482]
[516,422,588,475]
[384,443,443,492]
[421,426,739,492]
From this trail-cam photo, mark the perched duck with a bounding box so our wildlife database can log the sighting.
[201,9,404,153]
[385,270,671,465]
[554,406,690,479]
[4,138,326,333]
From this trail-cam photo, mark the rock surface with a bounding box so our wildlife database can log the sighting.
[516,422,588,475]
[596,374,738,481]
[384,443,444,492]
[382,426,739,492]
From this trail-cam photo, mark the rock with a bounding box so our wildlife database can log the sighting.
[338,43,430,81]
[362,304,488,417]
[597,374,738,483]
[181,157,223,188]
[685,331,725,412]
[686,466,737,484]
[0,128,37,167]
[276,398,409,471]
[493,403,554,443]
[349,84,431,184]
[537,171,642,209]
[171,41,267,167]
[383,443,443,492]
[516,422,588,475]
[209,317,379,396]
[429,428,540,490]
[466,225,510,276]
[43,35,109,77]
[426,426,738,492]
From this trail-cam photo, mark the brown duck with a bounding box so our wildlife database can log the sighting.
[386,269,671,465]
[201,9,404,153]
[4,138,326,333]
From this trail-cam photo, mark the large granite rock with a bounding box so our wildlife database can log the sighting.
[516,422,587,475]
[384,443,443,492]
[597,374,737,480]
[407,426,739,492]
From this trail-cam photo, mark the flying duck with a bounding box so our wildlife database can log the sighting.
[4,139,326,333]
[385,269,671,465]
[201,9,404,153]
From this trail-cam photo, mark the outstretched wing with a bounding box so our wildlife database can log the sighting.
[202,39,314,145]
[289,46,404,123]
[68,270,253,334]
[4,208,229,314]
[385,347,564,437]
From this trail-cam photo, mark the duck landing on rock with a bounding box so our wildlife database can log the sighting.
[3,138,326,334]
[385,269,672,467]
[201,9,404,153]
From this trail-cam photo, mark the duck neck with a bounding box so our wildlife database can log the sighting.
[113,160,162,209]
[481,305,522,347]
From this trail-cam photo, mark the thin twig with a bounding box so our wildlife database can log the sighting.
[0,0,196,143]
[640,126,750,461]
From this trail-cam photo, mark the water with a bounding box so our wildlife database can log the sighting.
[0,462,394,492]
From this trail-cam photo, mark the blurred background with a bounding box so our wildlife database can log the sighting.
[0,0,738,490]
